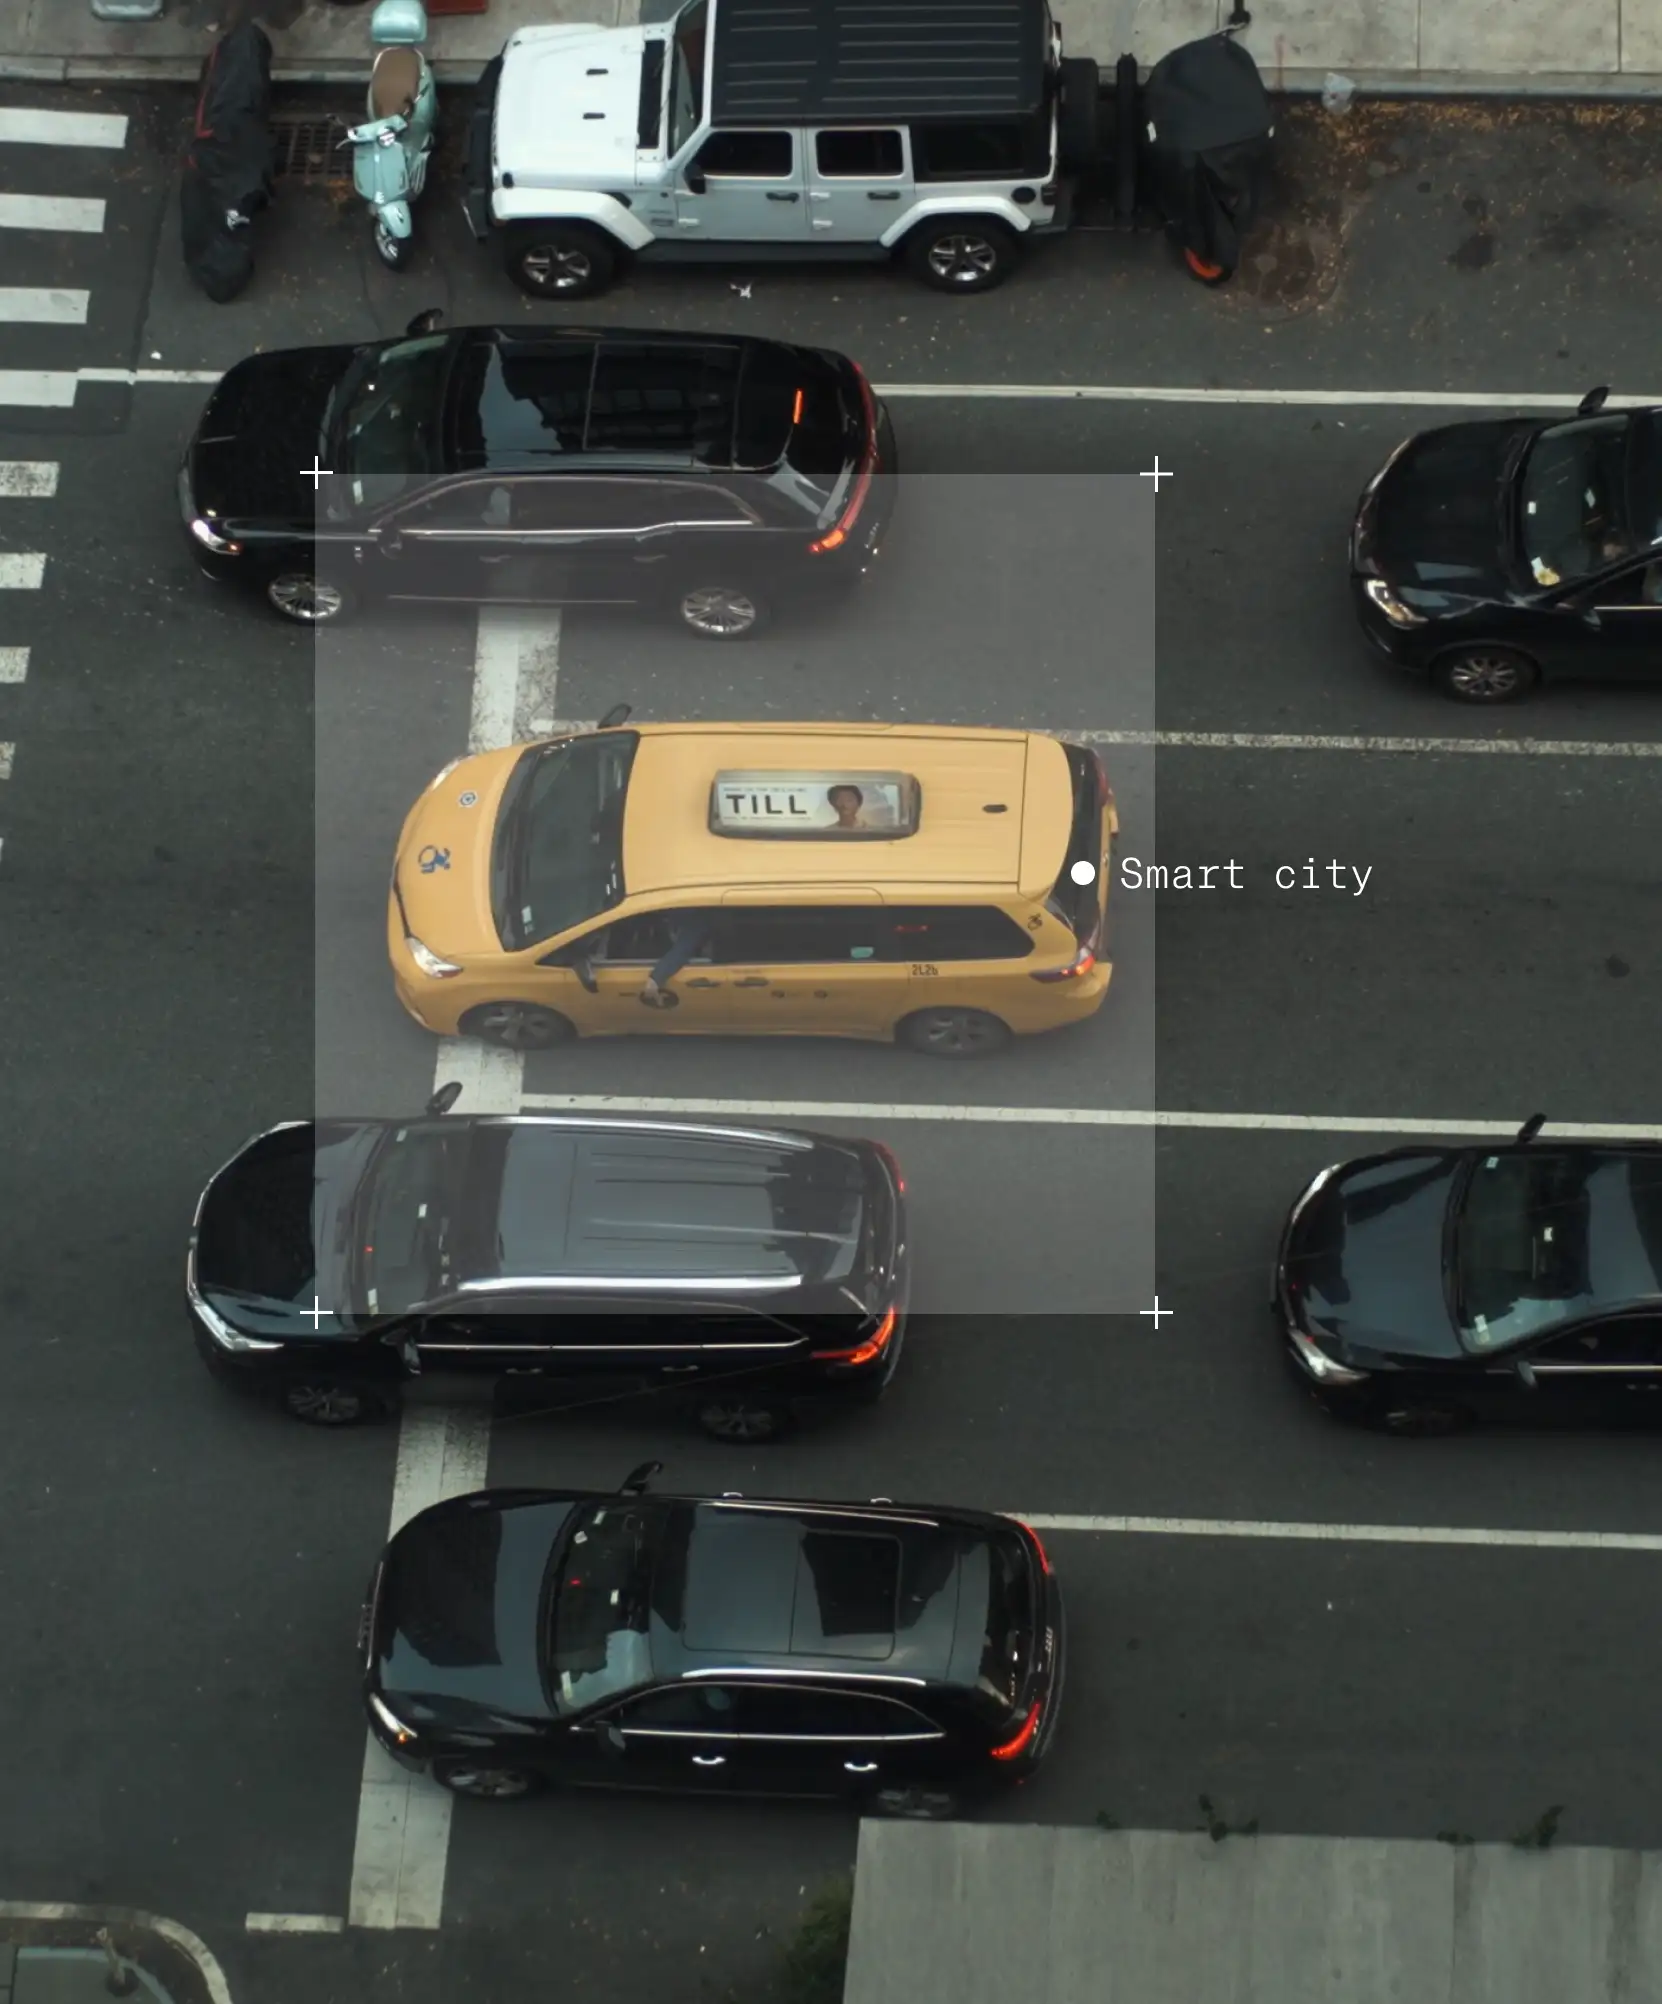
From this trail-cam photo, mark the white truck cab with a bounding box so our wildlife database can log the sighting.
[464,0,1098,298]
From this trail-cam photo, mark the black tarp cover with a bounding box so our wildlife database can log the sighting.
[181,21,275,303]
[1142,34,1273,274]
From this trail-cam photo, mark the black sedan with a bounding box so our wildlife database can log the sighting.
[178,314,895,640]
[1275,1118,1662,1435]
[1351,388,1662,701]
[360,1466,1063,1817]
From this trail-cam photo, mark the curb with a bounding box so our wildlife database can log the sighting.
[0,1905,233,2004]
[2,53,1662,99]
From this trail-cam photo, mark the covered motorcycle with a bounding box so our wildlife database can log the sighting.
[181,20,277,304]
[1142,32,1274,283]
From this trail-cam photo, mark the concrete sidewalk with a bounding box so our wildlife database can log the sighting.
[3,0,1662,94]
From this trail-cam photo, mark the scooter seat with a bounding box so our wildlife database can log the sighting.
[370,46,422,119]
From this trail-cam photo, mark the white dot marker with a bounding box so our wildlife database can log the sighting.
[1069,859,1097,886]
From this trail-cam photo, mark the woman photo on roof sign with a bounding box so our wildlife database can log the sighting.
[828,783,866,830]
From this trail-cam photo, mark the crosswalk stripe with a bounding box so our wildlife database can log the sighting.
[0,371,77,406]
[0,744,13,781]
[0,462,58,499]
[0,649,28,683]
[0,109,128,149]
[0,194,105,233]
[0,288,90,325]
[0,554,46,589]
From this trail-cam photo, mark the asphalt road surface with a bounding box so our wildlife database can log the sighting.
[2,81,1661,2004]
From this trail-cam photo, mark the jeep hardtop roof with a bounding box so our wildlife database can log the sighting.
[708,0,1051,126]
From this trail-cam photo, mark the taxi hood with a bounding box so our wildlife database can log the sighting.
[496,24,651,188]
[393,749,522,960]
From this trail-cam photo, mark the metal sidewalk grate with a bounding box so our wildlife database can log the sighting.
[269,113,355,183]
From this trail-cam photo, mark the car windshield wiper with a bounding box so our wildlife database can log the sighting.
[1442,1160,1477,1335]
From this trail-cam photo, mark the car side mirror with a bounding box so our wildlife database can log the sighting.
[1515,1113,1547,1144]
[380,525,404,558]
[684,164,707,194]
[1515,1359,1539,1391]
[603,1725,627,1753]
[385,1332,422,1375]
[1581,606,1602,628]
[597,703,633,730]
[426,1081,463,1117]
[619,1459,663,1496]
[406,307,444,336]
[1577,384,1610,416]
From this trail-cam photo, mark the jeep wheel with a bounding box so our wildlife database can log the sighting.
[904,217,1019,294]
[505,223,617,301]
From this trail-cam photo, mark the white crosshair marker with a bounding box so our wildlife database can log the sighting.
[1069,859,1097,886]
[302,1297,334,1330]
[300,455,333,490]
[1140,457,1173,491]
[1140,1296,1174,1327]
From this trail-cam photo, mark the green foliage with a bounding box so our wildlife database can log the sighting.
[779,1875,854,2004]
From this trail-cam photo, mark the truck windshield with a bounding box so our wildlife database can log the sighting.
[668,0,707,156]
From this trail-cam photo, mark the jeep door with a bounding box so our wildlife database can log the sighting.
[673,128,809,241]
[804,127,913,242]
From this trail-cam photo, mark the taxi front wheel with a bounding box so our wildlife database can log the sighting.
[897,1006,1012,1057]
[459,1002,576,1051]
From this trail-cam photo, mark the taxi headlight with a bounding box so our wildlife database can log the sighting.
[406,934,463,979]
[1363,578,1427,628]
[427,758,464,791]
[189,515,242,555]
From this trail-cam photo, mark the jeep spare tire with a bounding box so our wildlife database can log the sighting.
[504,222,617,300]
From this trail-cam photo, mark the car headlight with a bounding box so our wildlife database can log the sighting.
[188,515,242,555]
[186,1258,283,1354]
[1286,1319,1371,1387]
[427,757,464,791]
[368,1692,421,1747]
[1363,577,1427,628]
[405,934,463,978]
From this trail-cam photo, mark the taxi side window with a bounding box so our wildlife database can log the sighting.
[592,912,684,963]
[710,907,883,964]
[883,906,1035,961]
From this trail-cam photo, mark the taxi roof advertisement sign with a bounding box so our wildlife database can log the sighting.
[710,770,921,838]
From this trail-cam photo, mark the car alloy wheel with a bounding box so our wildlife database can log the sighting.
[696,1398,789,1443]
[900,1007,1011,1057]
[461,1002,572,1051]
[283,1382,371,1425]
[517,243,595,295]
[434,1760,536,1801]
[679,586,762,639]
[873,1786,958,1820]
[928,232,1001,285]
[268,574,347,624]
[1438,648,1535,703]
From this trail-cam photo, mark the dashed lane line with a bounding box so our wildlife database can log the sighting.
[245,1914,345,1935]
[0,107,128,147]
[0,193,104,231]
[0,650,27,683]
[877,384,1662,409]
[1021,1515,1662,1554]
[0,554,45,589]
[515,1098,1662,1143]
[0,460,58,498]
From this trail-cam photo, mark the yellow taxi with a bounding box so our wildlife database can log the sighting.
[388,715,1118,1057]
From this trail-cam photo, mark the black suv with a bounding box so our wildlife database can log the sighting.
[186,1098,909,1440]
[362,1468,1065,1817]
[178,316,896,639]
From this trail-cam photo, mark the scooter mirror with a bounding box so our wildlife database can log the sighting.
[406,307,444,336]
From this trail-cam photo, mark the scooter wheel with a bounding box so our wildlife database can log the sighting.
[374,223,410,270]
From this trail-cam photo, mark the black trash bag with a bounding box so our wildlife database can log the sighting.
[1142,33,1274,279]
[181,21,276,303]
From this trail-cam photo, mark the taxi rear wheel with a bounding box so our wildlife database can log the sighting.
[459,1002,575,1051]
[898,1006,1012,1058]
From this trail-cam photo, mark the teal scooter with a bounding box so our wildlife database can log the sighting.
[346,0,436,269]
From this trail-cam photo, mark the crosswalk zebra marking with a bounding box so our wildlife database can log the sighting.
[0,371,78,406]
[0,109,128,149]
[0,554,46,589]
[0,288,91,325]
[0,462,59,499]
[0,194,106,233]
[0,649,28,684]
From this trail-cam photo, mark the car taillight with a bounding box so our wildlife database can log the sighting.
[1088,748,1110,807]
[812,1304,897,1366]
[1030,936,1098,983]
[1012,1518,1053,1575]
[872,1140,906,1195]
[990,1699,1043,1761]
[808,363,879,555]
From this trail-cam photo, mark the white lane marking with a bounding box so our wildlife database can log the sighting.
[0,743,13,780]
[0,460,58,498]
[0,287,90,324]
[244,1913,345,1934]
[81,366,221,386]
[0,370,77,406]
[541,720,1662,761]
[347,1407,492,1932]
[0,554,46,589]
[0,108,129,148]
[517,1098,1662,1142]
[875,384,1662,409]
[0,193,104,232]
[1022,1514,1662,1554]
[0,649,28,683]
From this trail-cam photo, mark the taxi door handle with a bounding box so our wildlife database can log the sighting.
[684,977,721,989]
[732,977,769,988]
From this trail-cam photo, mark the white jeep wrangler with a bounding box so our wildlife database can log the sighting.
[463,0,1100,299]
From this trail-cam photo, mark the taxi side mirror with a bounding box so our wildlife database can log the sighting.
[571,955,598,993]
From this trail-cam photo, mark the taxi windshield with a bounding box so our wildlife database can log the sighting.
[492,732,638,950]
[1518,412,1643,585]
[1451,1149,1662,1351]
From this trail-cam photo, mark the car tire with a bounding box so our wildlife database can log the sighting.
[871,1785,959,1820]
[458,1002,575,1051]
[504,222,617,300]
[693,1397,797,1444]
[1057,58,1102,175]
[1372,1401,1475,1438]
[373,220,410,270]
[281,1380,393,1426]
[904,217,1020,294]
[1433,645,1539,703]
[897,1006,1012,1058]
[266,572,355,625]
[673,583,771,641]
[433,1758,544,1801]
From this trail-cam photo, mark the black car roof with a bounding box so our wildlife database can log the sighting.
[709,0,1048,126]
